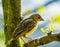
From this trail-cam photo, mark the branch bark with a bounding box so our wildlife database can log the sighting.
[24,33,60,47]
[2,0,22,47]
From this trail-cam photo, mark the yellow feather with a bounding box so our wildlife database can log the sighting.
[25,24,37,37]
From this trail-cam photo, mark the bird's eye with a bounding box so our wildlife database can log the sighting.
[38,16,40,19]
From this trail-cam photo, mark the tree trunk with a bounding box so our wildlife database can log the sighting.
[2,0,22,47]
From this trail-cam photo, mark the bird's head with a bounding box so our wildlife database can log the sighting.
[30,14,44,22]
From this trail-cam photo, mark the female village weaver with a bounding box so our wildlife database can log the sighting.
[7,14,44,44]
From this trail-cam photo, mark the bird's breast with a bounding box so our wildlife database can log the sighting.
[25,24,38,37]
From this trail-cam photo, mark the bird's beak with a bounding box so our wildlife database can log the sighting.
[42,18,44,21]
[41,18,44,21]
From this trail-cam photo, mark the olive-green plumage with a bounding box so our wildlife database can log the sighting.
[13,14,44,39]
[7,14,44,44]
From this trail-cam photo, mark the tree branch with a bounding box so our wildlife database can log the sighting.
[24,32,60,47]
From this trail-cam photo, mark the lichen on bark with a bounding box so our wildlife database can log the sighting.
[2,0,22,47]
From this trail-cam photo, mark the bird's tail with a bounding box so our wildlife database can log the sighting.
[6,38,13,45]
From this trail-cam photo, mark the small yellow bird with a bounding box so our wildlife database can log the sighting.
[7,14,44,44]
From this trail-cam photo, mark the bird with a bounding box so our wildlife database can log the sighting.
[7,14,44,44]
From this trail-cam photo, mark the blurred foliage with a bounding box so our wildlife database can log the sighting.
[49,24,56,31]
[0,20,1,25]
[37,6,45,13]
[56,14,60,25]
[0,30,25,47]
[40,16,56,34]
[0,30,5,47]
[49,16,56,31]
[23,6,45,16]
[20,39,24,47]
[50,16,55,23]
[40,28,46,33]
[0,30,5,41]
[0,20,2,25]
[23,8,32,16]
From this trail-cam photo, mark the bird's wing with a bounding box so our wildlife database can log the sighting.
[13,19,36,38]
